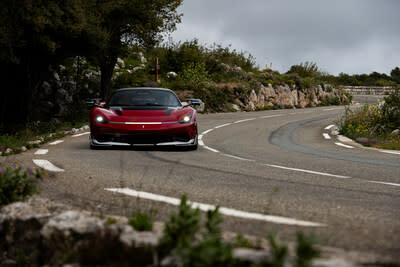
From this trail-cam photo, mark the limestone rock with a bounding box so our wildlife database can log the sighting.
[391,129,400,136]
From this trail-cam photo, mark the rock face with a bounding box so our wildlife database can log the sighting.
[0,199,159,266]
[244,84,348,111]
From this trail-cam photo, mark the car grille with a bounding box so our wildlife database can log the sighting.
[97,133,191,144]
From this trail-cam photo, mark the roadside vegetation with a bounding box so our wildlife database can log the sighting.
[0,166,42,207]
[339,91,400,150]
[157,195,320,266]
[0,121,88,156]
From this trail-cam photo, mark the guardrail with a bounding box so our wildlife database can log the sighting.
[340,86,397,95]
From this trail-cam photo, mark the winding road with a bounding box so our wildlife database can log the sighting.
[7,99,400,263]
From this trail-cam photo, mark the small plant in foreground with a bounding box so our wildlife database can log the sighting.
[0,166,42,207]
[295,232,320,267]
[161,196,321,266]
[128,211,153,231]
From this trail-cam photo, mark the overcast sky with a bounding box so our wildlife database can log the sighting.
[170,0,400,75]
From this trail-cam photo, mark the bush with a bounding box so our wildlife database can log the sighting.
[128,211,154,231]
[0,167,42,207]
[160,195,321,267]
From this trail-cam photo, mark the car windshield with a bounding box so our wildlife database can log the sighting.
[108,89,181,107]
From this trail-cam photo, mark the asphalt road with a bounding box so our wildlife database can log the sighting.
[5,98,399,264]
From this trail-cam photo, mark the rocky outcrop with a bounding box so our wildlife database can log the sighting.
[244,84,349,111]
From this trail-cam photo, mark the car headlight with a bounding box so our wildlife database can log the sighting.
[95,115,108,124]
[178,114,192,124]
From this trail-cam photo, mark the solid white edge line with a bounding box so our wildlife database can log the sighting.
[104,188,325,227]
[264,164,351,179]
[335,142,354,149]
[72,132,90,137]
[33,159,64,172]
[203,146,219,153]
[34,149,48,155]
[324,124,335,130]
[214,123,233,129]
[49,140,64,145]
[379,150,400,155]
[323,133,331,140]
[368,181,400,187]
[234,118,256,123]
[260,114,283,119]
[201,129,214,135]
[223,154,255,162]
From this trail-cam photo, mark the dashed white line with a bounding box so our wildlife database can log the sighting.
[368,181,400,187]
[260,114,283,119]
[105,188,325,227]
[323,133,331,140]
[72,132,90,137]
[324,124,335,130]
[33,159,64,172]
[263,164,351,179]
[323,108,342,111]
[234,118,256,123]
[335,142,354,149]
[214,123,233,129]
[49,140,64,145]
[222,154,255,162]
[201,129,214,135]
[34,149,48,155]
[379,150,400,155]
[203,146,219,153]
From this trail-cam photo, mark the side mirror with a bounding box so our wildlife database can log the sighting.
[186,99,202,106]
[86,98,104,109]
[181,101,190,108]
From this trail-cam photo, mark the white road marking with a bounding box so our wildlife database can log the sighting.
[323,133,331,140]
[223,154,255,162]
[324,124,335,130]
[323,108,342,111]
[34,149,48,155]
[105,188,325,227]
[368,181,400,187]
[49,140,64,145]
[33,159,64,172]
[198,139,204,146]
[263,164,351,179]
[260,114,283,119]
[335,142,354,149]
[201,129,214,135]
[379,150,400,155]
[72,132,90,137]
[203,146,219,153]
[234,118,256,123]
[214,123,233,129]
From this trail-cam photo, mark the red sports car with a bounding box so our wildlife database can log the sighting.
[89,88,198,150]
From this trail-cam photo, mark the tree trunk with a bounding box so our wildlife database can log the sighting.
[100,55,117,99]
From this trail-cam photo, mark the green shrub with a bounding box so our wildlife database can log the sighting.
[0,167,42,207]
[128,211,153,231]
[295,232,320,267]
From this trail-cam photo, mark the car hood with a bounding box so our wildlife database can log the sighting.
[97,107,192,123]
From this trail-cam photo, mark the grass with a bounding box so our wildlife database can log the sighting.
[0,121,88,156]
[128,211,154,231]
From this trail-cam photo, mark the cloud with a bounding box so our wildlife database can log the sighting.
[171,0,400,75]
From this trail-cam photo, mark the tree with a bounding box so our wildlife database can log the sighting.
[0,0,91,131]
[88,0,183,98]
[391,67,400,84]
